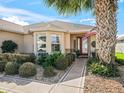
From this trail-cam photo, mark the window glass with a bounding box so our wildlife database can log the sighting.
[37,34,46,53]
[51,44,60,52]
[51,35,60,43]
[51,34,60,52]
[37,35,46,42]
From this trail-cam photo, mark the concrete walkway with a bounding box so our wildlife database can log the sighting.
[0,58,87,93]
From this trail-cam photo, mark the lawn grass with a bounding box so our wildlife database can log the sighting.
[0,91,6,93]
[115,53,124,60]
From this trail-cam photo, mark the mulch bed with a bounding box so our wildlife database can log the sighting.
[84,73,124,93]
[0,65,66,84]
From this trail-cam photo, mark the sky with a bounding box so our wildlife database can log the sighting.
[0,0,124,35]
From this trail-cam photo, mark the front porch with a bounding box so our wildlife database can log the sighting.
[65,32,96,58]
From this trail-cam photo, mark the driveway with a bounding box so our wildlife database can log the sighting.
[0,58,87,93]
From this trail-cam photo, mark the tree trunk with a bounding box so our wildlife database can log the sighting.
[95,0,117,63]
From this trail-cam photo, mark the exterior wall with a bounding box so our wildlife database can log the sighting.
[116,42,124,53]
[0,30,97,55]
[65,33,71,49]
[24,34,34,53]
[0,31,24,53]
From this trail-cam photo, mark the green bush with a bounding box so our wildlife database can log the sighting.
[66,53,75,66]
[0,53,35,64]
[26,53,36,63]
[44,52,61,67]
[1,40,18,53]
[90,62,108,76]
[37,53,48,65]
[50,52,61,64]
[43,66,56,77]
[88,58,119,77]
[54,55,68,70]
[0,61,6,72]
[87,58,99,66]
[42,61,52,68]
[106,64,120,77]
[19,62,37,77]
[38,52,61,68]
[5,62,19,75]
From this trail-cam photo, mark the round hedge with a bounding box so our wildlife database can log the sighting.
[54,55,68,70]
[1,40,18,53]
[43,66,56,77]
[19,62,37,78]
[5,62,19,75]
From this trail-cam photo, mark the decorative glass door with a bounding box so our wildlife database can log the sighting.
[82,38,88,54]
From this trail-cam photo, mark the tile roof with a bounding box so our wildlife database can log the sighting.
[0,19,95,34]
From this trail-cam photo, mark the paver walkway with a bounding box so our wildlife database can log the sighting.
[0,58,87,93]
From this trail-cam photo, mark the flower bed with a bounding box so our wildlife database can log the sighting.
[0,53,75,84]
[84,57,124,93]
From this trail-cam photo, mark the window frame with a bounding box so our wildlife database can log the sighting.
[36,34,47,53]
[51,34,61,52]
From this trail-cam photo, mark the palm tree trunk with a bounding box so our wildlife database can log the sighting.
[95,0,117,63]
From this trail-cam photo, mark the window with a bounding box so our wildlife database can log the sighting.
[51,35,60,52]
[37,34,46,53]
[37,35,46,42]
[118,40,124,43]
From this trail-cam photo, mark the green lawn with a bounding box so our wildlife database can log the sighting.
[115,53,124,60]
[0,91,6,93]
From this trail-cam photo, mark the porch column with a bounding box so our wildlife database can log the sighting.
[33,33,37,55]
[65,33,71,53]
[80,37,82,54]
[77,37,80,50]
[46,32,51,54]
[87,36,91,57]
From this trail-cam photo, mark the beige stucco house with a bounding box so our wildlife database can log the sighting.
[116,36,124,53]
[0,19,96,56]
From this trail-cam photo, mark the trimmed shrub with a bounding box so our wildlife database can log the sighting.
[0,61,6,72]
[44,52,61,66]
[38,52,62,68]
[1,40,18,53]
[0,53,35,64]
[43,66,56,77]
[42,61,52,68]
[37,53,48,65]
[5,62,19,75]
[19,62,37,77]
[54,55,68,70]
[66,53,75,66]
[27,53,36,63]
